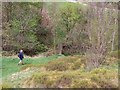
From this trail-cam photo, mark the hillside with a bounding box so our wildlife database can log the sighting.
[1,54,118,88]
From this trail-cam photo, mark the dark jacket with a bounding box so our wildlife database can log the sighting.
[18,52,24,60]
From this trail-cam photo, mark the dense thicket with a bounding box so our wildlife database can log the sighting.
[2,2,49,56]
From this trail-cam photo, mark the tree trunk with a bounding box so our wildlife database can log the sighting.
[53,29,56,54]
[58,43,62,55]
[111,30,116,51]
[111,18,117,51]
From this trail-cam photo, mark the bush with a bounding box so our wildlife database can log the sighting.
[35,44,48,53]
[54,73,73,88]
[90,68,109,75]
[21,66,118,88]
[90,68,118,88]
[71,79,97,88]
[103,56,118,65]
[32,73,49,84]
[2,43,49,56]
[45,60,69,71]
[71,58,85,70]
[109,50,120,58]
[2,51,16,56]
[22,71,63,88]
[17,55,118,88]
[2,83,12,88]
[22,43,48,56]
[45,56,82,71]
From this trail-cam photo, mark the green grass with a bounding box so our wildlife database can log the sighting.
[0,57,2,79]
[1,54,64,78]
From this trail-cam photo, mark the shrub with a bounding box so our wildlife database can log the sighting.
[20,56,118,88]
[2,51,16,56]
[90,68,118,88]
[2,83,12,88]
[21,66,118,88]
[45,60,69,71]
[23,71,63,88]
[54,73,73,88]
[45,55,81,71]
[32,73,49,84]
[71,79,97,88]
[90,68,108,75]
[104,56,118,66]
[71,58,85,70]
[109,50,120,58]
[35,44,48,53]
[43,55,87,71]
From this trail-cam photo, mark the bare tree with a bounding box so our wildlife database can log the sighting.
[86,2,118,70]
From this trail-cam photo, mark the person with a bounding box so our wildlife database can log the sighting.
[18,49,24,65]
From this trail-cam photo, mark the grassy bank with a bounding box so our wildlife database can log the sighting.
[1,54,118,88]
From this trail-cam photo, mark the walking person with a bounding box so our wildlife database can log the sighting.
[18,49,24,65]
